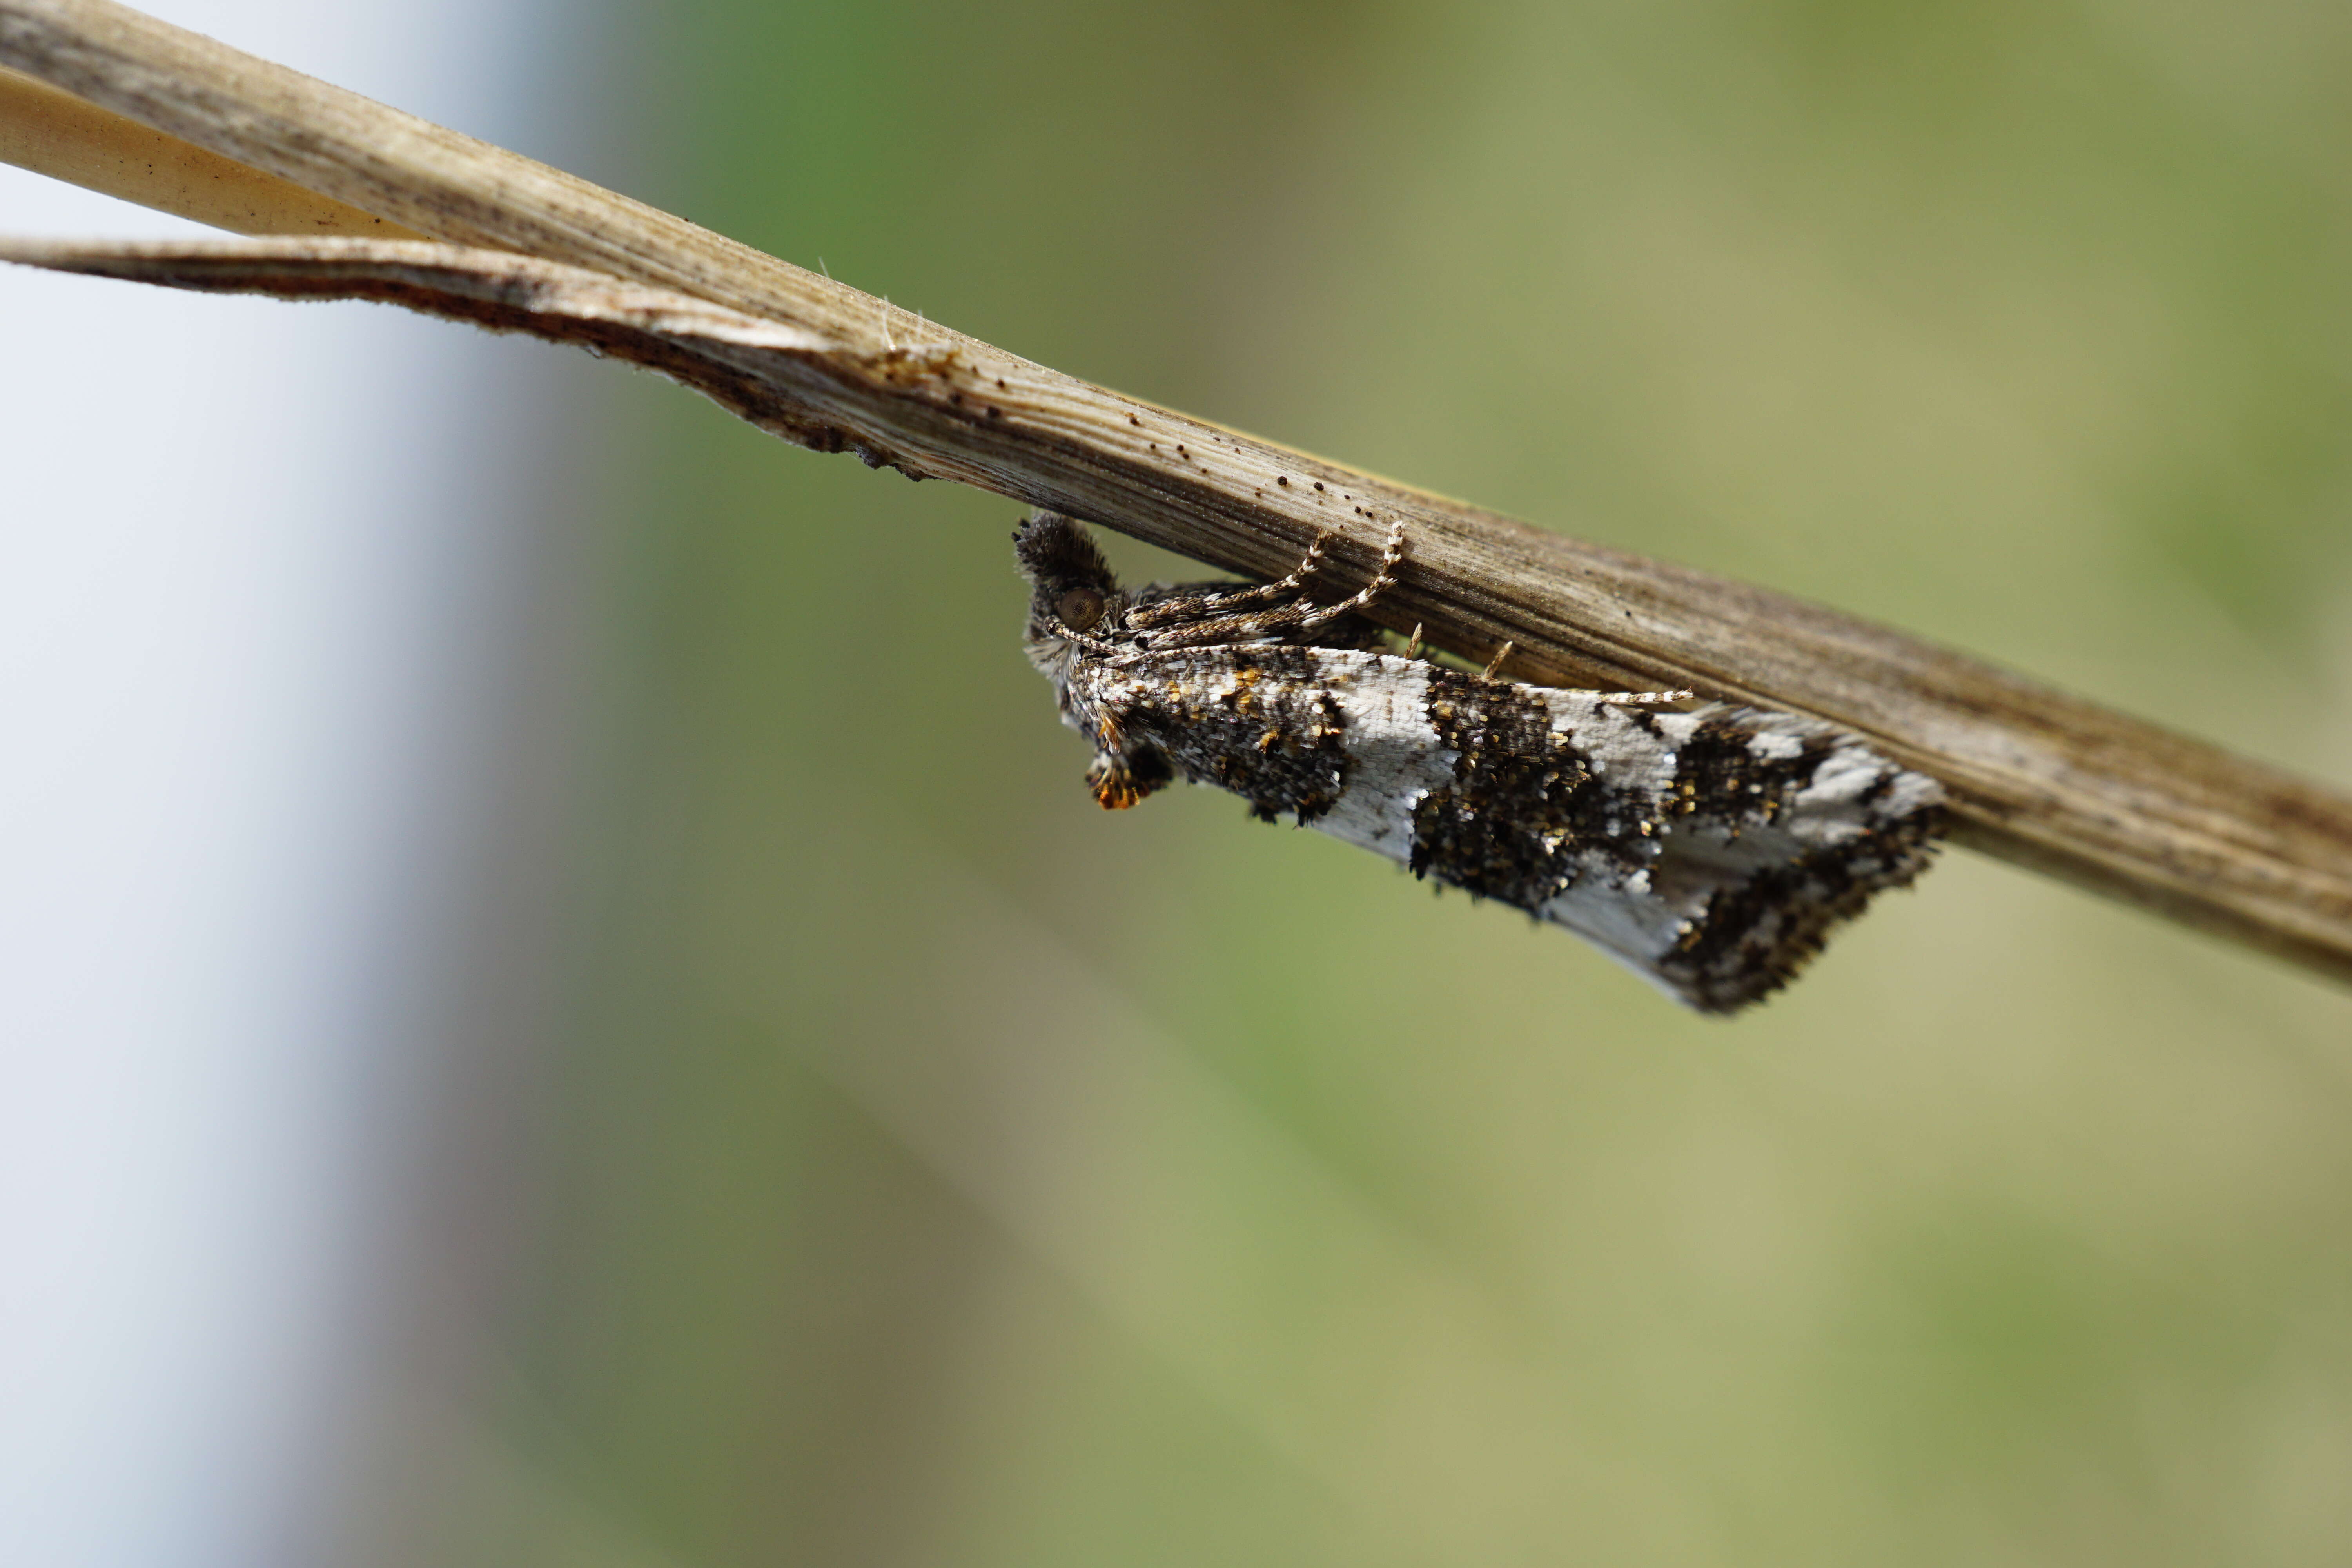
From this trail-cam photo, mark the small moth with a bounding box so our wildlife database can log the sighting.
[1015,511,1943,1012]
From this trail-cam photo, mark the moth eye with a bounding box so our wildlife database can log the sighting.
[1056,586,1107,631]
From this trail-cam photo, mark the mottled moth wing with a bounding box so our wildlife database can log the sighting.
[1015,511,1943,1012]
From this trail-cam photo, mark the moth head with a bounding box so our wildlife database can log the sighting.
[1015,511,1126,674]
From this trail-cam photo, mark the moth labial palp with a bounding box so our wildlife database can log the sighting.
[1013,510,1945,1013]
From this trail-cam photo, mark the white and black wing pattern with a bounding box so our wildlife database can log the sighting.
[1014,512,1944,1013]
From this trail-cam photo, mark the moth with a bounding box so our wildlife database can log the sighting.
[1015,511,1944,1012]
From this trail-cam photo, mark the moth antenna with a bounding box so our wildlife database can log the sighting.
[1405,623,1424,661]
[1482,640,1515,679]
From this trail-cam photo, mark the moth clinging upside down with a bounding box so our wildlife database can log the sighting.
[1015,510,1943,1013]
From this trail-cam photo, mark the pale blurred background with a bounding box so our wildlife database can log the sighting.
[6,2,2352,1565]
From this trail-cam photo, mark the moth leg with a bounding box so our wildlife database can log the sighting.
[1144,523,1407,649]
[1477,636,1689,701]
[1292,521,1407,630]
[1126,533,1333,631]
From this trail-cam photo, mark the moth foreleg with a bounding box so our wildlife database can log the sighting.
[1126,532,1333,631]
[1143,523,1408,650]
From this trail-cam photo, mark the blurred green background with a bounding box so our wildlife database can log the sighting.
[390,2,2352,1563]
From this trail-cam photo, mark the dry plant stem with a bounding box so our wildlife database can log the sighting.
[4,0,2351,987]
[0,62,422,236]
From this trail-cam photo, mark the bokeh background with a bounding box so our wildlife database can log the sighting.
[12,2,2352,1565]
